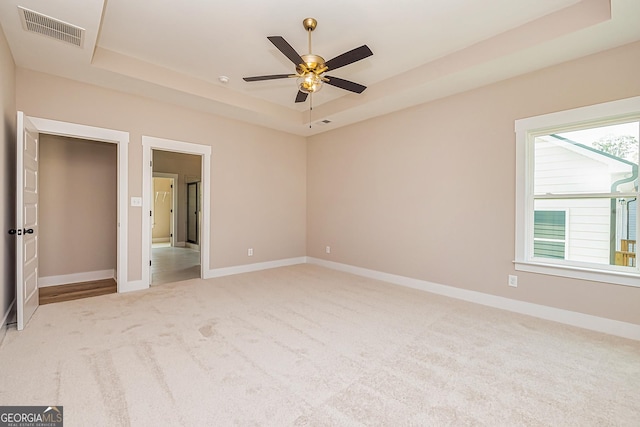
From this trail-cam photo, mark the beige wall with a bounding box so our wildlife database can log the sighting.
[16,69,307,279]
[39,135,117,277]
[9,33,640,326]
[307,41,640,325]
[0,24,15,325]
[153,150,202,244]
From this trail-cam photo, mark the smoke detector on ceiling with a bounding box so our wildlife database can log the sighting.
[18,6,85,48]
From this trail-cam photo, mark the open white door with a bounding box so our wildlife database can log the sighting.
[16,111,39,330]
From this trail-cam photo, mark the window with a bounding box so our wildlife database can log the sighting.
[515,97,640,287]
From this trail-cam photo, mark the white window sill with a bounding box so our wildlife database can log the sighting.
[514,260,639,288]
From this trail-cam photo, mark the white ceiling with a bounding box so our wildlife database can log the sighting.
[1,0,639,136]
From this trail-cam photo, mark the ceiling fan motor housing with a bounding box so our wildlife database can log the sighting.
[297,54,326,75]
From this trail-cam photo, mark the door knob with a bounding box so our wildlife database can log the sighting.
[7,229,33,235]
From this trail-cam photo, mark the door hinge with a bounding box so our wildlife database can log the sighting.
[150,211,152,217]
[150,160,153,167]
[149,260,152,266]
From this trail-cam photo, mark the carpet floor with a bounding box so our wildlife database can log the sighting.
[0,264,638,426]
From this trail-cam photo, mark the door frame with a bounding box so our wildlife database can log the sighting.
[152,173,178,247]
[27,116,129,292]
[142,136,211,287]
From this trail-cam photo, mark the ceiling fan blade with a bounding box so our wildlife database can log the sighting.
[295,91,308,103]
[325,45,373,71]
[243,74,293,82]
[267,36,304,65]
[325,76,367,94]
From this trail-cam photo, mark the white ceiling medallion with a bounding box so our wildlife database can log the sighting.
[18,6,84,48]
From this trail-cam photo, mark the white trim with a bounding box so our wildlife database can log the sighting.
[513,261,639,287]
[1,298,14,326]
[0,298,16,345]
[38,269,115,287]
[26,116,130,293]
[206,257,307,279]
[142,136,211,289]
[123,280,147,293]
[306,257,640,341]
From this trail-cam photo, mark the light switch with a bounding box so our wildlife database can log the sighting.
[130,197,142,207]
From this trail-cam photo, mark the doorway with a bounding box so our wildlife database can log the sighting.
[21,116,129,288]
[38,135,118,301]
[141,136,211,287]
[151,151,202,285]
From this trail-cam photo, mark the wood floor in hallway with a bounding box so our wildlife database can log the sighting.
[152,245,200,285]
[39,279,117,304]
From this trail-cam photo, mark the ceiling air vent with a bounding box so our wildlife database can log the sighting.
[18,6,84,48]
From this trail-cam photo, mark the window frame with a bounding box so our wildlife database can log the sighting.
[515,96,640,287]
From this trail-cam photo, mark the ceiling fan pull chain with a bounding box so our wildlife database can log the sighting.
[309,94,313,128]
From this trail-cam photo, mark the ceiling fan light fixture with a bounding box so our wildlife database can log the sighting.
[243,18,372,105]
[298,73,323,94]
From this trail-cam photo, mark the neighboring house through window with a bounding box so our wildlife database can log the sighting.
[515,96,640,287]
[533,210,566,259]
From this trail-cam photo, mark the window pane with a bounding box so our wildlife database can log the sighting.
[534,211,565,239]
[534,122,639,195]
[533,198,636,267]
[534,241,565,259]
[533,210,566,259]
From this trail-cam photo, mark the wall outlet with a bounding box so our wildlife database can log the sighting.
[325,246,331,254]
[508,275,518,287]
[248,248,253,257]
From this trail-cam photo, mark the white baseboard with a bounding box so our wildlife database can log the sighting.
[206,257,307,279]
[307,257,640,341]
[186,242,199,250]
[175,241,186,248]
[120,280,147,293]
[38,269,115,288]
[1,298,16,346]
[152,237,170,243]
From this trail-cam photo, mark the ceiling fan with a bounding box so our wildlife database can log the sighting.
[243,18,373,104]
